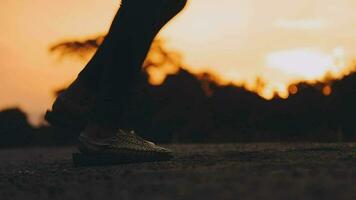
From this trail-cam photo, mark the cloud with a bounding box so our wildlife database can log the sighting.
[274,18,328,30]
[266,47,346,80]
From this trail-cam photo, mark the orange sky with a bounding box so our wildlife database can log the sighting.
[1,0,356,124]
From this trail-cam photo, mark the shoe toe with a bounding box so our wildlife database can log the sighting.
[154,145,173,154]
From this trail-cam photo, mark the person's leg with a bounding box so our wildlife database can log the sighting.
[81,0,187,139]
[76,0,187,160]
[46,0,187,130]
[77,0,187,92]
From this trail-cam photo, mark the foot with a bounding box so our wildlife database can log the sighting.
[45,79,95,130]
[78,128,173,161]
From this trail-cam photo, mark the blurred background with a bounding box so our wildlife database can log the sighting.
[1,0,356,147]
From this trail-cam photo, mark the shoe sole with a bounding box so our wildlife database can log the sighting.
[72,151,174,167]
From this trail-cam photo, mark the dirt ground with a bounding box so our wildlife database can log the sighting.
[0,143,355,200]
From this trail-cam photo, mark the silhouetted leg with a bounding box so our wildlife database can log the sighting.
[77,0,187,92]
[46,0,187,140]
[77,0,187,138]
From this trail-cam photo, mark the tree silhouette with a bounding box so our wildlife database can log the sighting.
[45,34,356,143]
[0,34,355,147]
[50,35,183,73]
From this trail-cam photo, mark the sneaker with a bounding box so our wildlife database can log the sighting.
[78,129,173,162]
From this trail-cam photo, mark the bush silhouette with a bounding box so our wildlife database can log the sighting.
[0,108,34,147]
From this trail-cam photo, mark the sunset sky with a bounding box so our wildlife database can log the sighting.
[1,0,356,124]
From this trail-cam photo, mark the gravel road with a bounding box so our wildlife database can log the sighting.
[0,143,355,200]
